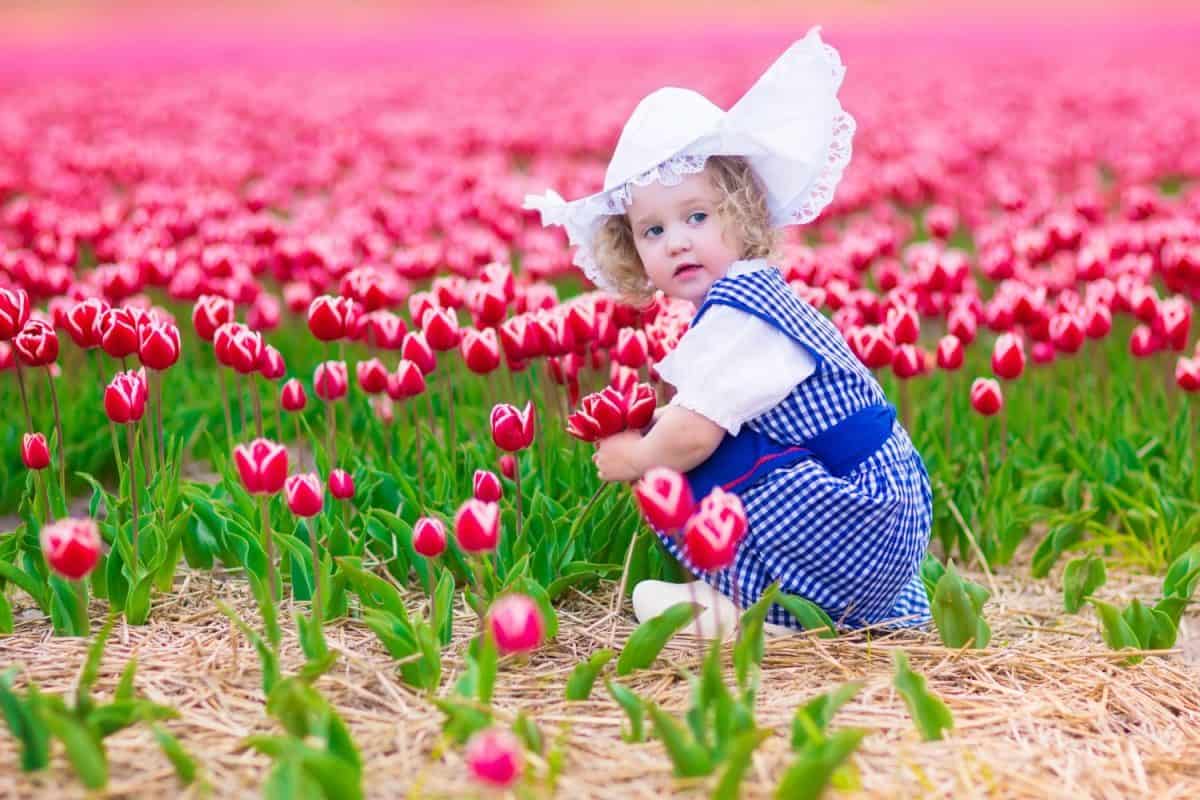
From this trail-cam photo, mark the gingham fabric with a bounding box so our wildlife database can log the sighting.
[656,266,933,630]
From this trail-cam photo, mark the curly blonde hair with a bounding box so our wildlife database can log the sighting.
[593,155,778,304]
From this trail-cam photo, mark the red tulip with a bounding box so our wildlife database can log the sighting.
[460,327,501,374]
[228,325,265,374]
[473,469,503,502]
[892,343,925,379]
[991,333,1025,380]
[488,593,545,655]
[401,331,437,375]
[21,432,50,470]
[233,438,289,494]
[364,311,407,349]
[465,728,523,789]
[947,306,978,345]
[565,411,602,442]
[969,378,1004,416]
[683,487,748,571]
[1130,285,1159,323]
[1049,312,1085,355]
[306,295,353,341]
[281,378,307,412]
[1032,341,1057,365]
[284,473,324,517]
[1129,324,1161,358]
[454,498,500,553]
[313,360,349,401]
[387,359,427,400]
[624,383,656,429]
[0,287,31,341]
[64,298,108,349]
[614,328,648,368]
[1176,357,1200,392]
[935,335,964,371]
[633,467,695,533]
[422,307,461,351]
[328,468,355,500]
[1082,304,1112,340]
[248,292,281,332]
[925,204,958,239]
[104,369,148,423]
[1155,298,1192,352]
[356,358,389,394]
[490,402,536,452]
[14,320,58,366]
[498,454,517,480]
[581,388,625,437]
[137,320,181,370]
[885,305,920,346]
[853,326,895,370]
[258,345,286,380]
[40,517,101,580]
[412,517,447,557]
[191,294,234,342]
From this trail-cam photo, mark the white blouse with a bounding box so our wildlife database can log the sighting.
[653,260,817,435]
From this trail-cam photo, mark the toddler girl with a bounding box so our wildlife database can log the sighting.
[525,28,932,637]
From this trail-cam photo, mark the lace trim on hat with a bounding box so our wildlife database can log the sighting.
[610,153,710,210]
[785,107,855,225]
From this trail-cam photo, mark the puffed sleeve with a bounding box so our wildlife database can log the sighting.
[653,304,816,435]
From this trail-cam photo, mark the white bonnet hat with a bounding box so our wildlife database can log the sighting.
[523,26,855,291]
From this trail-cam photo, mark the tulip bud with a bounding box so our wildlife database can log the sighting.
[401,331,437,375]
[14,320,59,367]
[490,402,536,452]
[364,311,407,349]
[64,298,109,349]
[104,369,148,424]
[969,378,1004,416]
[328,468,355,500]
[258,345,286,380]
[306,295,351,341]
[356,358,389,394]
[891,343,925,380]
[580,389,625,438]
[1176,357,1200,393]
[614,328,648,368]
[232,438,289,494]
[313,360,349,401]
[565,411,602,442]
[422,307,461,351]
[991,333,1026,381]
[498,454,517,480]
[852,326,894,370]
[387,359,427,400]
[465,728,523,789]
[454,498,500,553]
[885,305,920,346]
[947,306,978,345]
[0,287,31,341]
[138,320,181,370]
[633,467,695,534]
[1032,341,1057,365]
[227,325,264,374]
[281,378,307,412]
[412,517,447,557]
[192,294,234,342]
[624,383,656,430]
[473,469,503,503]
[21,432,50,470]
[1129,324,1161,358]
[284,473,324,517]
[460,327,501,375]
[40,517,102,580]
[1082,304,1112,340]
[1049,312,1084,355]
[488,593,545,655]
[683,488,748,572]
[935,335,964,371]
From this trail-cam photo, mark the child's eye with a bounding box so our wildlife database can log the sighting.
[643,225,664,238]
[688,212,708,224]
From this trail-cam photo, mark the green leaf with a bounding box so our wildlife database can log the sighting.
[1062,556,1107,613]
[1090,599,1143,662]
[892,651,953,742]
[791,681,864,750]
[565,649,614,702]
[114,660,137,702]
[45,708,108,789]
[152,724,197,784]
[777,594,837,638]
[605,679,645,743]
[646,702,713,777]
[433,696,493,745]
[1163,545,1200,600]
[734,582,780,692]
[0,674,52,771]
[919,553,945,601]
[262,756,324,800]
[336,558,411,621]
[713,727,772,800]
[0,558,48,612]
[77,616,117,711]
[616,601,702,676]
[512,711,544,755]
[774,728,866,800]
[930,564,990,649]
[432,568,456,647]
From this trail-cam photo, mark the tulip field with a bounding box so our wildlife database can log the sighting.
[3,9,1200,799]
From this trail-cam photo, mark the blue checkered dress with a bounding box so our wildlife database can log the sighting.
[656,266,932,630]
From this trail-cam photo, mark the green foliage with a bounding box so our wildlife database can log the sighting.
[892,651,954,741]
[930,563,991,649]
[615,600,702,676]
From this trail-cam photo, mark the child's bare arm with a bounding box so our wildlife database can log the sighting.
[593,406,724,481]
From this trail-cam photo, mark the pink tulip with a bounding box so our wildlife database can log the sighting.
[454,498,500,553]
[633,467,695,534]
[488,593,545,655]
[465,728,523,789]
[40,517,101,580]
[284,473,324,517]
[233,438,289,494]
[473,470,503,502]
[412,517,447,558]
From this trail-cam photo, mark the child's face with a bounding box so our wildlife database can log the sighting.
[626,170,743,307]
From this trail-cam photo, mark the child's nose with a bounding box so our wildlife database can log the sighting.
[666,229,691,255]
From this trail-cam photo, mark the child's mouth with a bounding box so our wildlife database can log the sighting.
[673,263,703,278]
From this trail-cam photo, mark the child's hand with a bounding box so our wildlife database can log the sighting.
[592,431,645,482]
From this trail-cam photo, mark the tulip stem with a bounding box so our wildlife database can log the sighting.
[154,371,166,472]
[13,359,35,434]
[999,404,1008,461]
[274,391,284,444]
[293,415,305,471]
[305,519,323,625]
[326,401,338,466]
[259,494,278,602]
[608,525,642,647]
[441,372,457,482]
[38,469,54,525]
[44,365,67,497]
[218,366,234,452]
[412,402,426,510]
[252,377,265,439]
[943,372,953,458]
[126,423,140,563]
[513,451,524,541]
[898,379,912,437]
